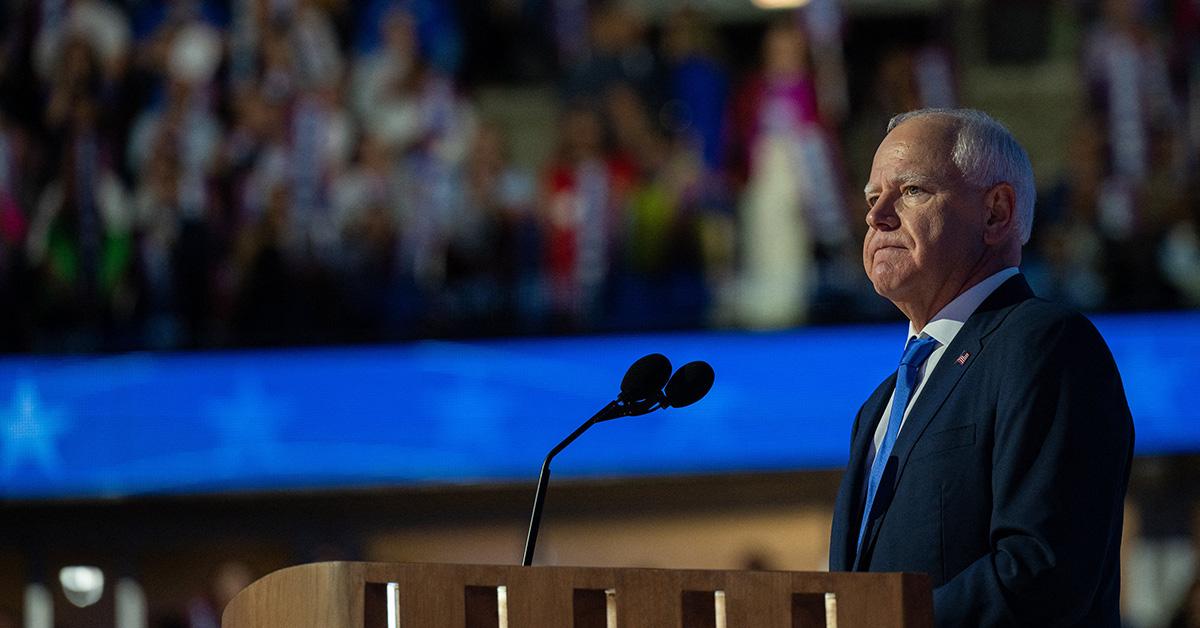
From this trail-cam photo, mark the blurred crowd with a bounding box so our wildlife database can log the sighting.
[0,0,1197,352]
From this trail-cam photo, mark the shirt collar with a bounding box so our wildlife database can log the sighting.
[908,267,1021,347]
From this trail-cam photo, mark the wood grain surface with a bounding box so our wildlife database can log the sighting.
[222,561,932,628]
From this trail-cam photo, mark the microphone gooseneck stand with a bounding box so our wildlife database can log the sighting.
[520,396,661,566]
[520,356,713,567]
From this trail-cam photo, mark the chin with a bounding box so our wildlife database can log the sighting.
[868,273,911,302]
[868,275,892,297]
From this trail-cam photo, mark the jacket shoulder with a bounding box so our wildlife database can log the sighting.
[997,297,1108,349]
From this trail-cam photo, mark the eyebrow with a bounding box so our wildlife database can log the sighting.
[864,172,940,197]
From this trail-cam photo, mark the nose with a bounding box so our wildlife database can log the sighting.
[865,193,900,232]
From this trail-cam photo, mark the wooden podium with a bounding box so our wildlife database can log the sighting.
[222,561,932,628]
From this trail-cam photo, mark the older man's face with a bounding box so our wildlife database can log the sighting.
[862,118,986,306]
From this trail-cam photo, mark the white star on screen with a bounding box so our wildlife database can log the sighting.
[1,380,70,477]
[205,376,292,470]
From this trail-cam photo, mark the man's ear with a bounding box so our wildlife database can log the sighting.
[982,183,1017,245]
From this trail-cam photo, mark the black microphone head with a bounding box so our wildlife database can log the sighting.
[663,361,714,408]
[619,353,672,402]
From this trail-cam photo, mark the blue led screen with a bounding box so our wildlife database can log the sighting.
[0,312,1196,499]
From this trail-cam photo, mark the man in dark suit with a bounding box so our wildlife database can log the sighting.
[829,108,1134,627]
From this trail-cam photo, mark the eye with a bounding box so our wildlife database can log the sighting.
[865,195,879,210]
[901,185,926,196]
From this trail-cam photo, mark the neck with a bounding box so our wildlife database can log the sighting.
[898,255,1014,332]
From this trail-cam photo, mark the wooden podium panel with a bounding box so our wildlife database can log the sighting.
[222,561,932,628]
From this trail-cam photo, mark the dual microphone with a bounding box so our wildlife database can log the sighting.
[521,354,715,566]
[616,353,715,415]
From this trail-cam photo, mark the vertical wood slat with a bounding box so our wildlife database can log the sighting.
[616,566,680,628]
[505,561,573,626]
[397,563,462,628]
[222,561,932,628]
[724,570,790,626]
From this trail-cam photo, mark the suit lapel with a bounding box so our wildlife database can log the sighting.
[855,275,1035,566]
[832,375,894,571]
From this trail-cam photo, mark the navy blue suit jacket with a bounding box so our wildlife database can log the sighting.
[829,275,1134,627]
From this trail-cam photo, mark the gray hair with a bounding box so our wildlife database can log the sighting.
[887,108,1036,245]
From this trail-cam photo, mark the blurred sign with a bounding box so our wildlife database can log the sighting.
[0,313,1196,499]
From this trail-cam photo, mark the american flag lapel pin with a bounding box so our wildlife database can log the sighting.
[955,351,970,365]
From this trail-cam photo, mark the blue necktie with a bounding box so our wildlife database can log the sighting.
[856,334,940,557]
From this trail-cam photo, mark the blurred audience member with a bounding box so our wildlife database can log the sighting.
[127,22,224,346]
[332,135,399,339]
[231,182,297,346]
[354,0,461,76]
[552,0,591,68]
[541,106,631,329]
[875,43,958,116]
[563,3,659,107]
[35,0,131,88]
[1082,0,1178,186]
[662,9,729,172]
[27,59,135,351]
[799,0,851,126]
[449,122,538,333]
[1030,116,1109,310]
[607,84,708,330]
[729,19,839,329]
[0,113,33,350]
[1159,177,1200,308]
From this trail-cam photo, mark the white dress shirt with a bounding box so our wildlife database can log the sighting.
[867,267,1021,466]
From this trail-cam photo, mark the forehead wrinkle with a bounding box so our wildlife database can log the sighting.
[895,171,938,187]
